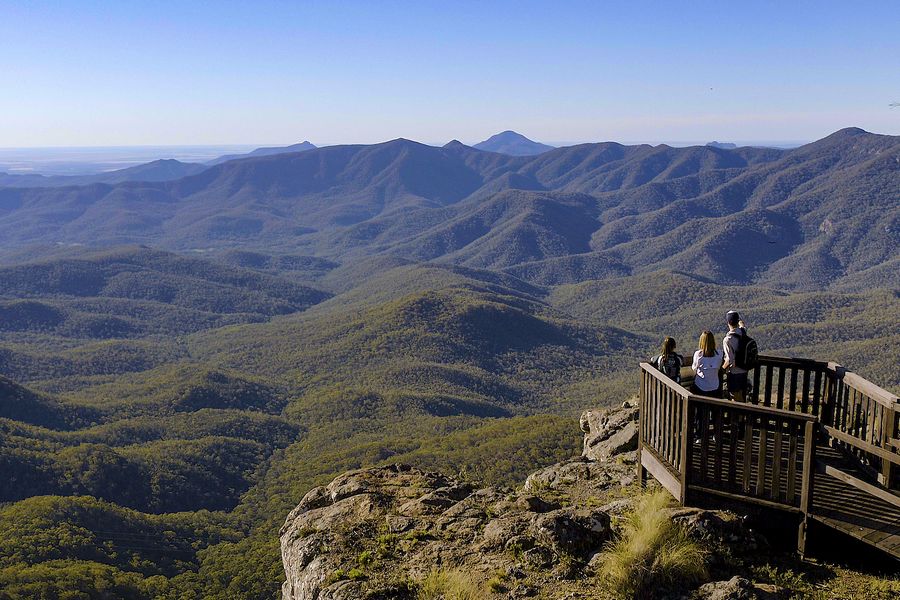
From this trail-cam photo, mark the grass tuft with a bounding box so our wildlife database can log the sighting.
[417,568,482,600]
[596,491,707,599]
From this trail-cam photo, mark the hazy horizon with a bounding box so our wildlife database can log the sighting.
[0,132,819,176]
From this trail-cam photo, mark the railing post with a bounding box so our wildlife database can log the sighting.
[798,420,816,557]
[679,396,691,504]
[881,404,896,489]
[637,369,647,488]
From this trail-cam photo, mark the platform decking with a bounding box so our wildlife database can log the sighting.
[637,355,900,560]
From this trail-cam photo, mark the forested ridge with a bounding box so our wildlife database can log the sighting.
[0,129,897,598]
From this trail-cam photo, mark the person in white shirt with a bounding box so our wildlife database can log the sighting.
[691,330,723,398]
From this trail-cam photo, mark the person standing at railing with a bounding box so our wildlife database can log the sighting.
[723,310,755,403]
[691,330,723,398]
[653,336,684,384]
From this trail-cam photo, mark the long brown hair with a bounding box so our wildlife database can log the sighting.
[698,330,716,357]
[660,336,677,358]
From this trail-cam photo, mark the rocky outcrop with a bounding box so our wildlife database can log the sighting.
[580,400,638,462]
[279,403,772,600]
[280,464,614,600]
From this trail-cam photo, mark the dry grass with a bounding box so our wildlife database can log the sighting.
[596,491,707,599]
[416,568,483,600]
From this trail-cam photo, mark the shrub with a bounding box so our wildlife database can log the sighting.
[357,550,375,567]
[486,575,506,593]
[417,568,482,600]
[596,491,707,599]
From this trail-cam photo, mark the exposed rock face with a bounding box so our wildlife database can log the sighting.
[279,402,772,599]
[580,401,638,462]
[280,464,614,600]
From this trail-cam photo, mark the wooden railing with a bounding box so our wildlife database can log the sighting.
[749,356,830,416]
[639,364,690,501]
[820,366,899,488]
[744,356,899,490]
[638,355,900,556]
[639,363,817,510]
[688,396,816,512]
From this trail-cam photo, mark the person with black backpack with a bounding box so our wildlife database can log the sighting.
[654,336,684,384]
[722,311,759,402]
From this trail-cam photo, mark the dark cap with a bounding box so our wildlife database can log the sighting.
[726,311,741,326]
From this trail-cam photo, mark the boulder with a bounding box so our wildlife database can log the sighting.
[528,507,611,557]
[524,459,612,492]
[696,576,761,600]
[580,404,639,462]
[517,495,560,513]
[667,507,764,559]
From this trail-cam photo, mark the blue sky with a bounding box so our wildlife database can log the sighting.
[2,0,898,147]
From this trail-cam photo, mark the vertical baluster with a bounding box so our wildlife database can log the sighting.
[789,368,799,412]
[799,420,816,555]
[787,420,798,504]
[671,391,679,467]
[800,369,810,414]
[866,396,877,447]
[642,374,648,443]
[764,365,774,407]
[728,407,738,487]
[742,414,753,493]
[661,383,668,459]
[647,377,656,451]
[664,388,672,465]
[882,406,896,488]
[772,418,784,501]
[812,369,823,419]
[699,406,710,483]
[674,395,682,472]
[653,379,660,451]
[850,388,861,459]
[680,396,690,503]
[776,367,786,410]
[756,415,768,496]
[714,406,724,482]
[835,380,846,435]
[752,365,762,405]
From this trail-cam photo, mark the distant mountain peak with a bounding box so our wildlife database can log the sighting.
[826,127,869,139]
[706,141,737,150]
[474,131,555,156]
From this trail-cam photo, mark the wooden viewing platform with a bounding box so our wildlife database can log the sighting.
[637,355,900,560]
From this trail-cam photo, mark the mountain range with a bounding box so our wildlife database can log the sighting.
[0,127,896,291]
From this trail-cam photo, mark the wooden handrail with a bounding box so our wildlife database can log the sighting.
[840,371,899,409]
[639,362,690,398]
[689,394,818,422]
[823,426,900,466]
[757,354,830,370]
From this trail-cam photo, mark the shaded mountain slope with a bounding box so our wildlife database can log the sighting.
[0,376,97,429]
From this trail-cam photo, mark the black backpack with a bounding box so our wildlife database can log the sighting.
[655,353,682,382]
[734,329,759,370]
